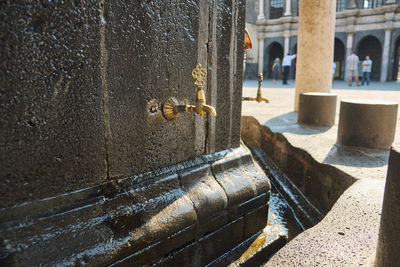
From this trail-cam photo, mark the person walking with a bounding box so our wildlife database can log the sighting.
[282,53,296,85]
[361,56,372,86]
[347,51,360,86]
[332,61,336,83]
[272,58,281,84]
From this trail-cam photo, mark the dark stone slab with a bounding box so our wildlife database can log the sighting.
[179,165,228,235]
[239,151,271,195]
[244,204,268,239]
[0,0,107,208]
[237,192,269,217]
[0,173,197,266]
[103,0,200,178]
[0,145,271,266]
[157,217,244,267]
[109,224,197,266]
[213,0,246,152]
[225,211,287,267]
[211,146,270,219]
[212,154,257,217]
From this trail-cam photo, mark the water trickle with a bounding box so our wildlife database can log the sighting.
[249,146,323,240]
[269,189,304,241]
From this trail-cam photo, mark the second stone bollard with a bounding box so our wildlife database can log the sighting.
[337,100,398,149]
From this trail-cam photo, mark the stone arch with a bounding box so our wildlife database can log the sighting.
[356,35,382,80]
[334,38,345,80]
[393,37,400,81]
[265,42,284,78]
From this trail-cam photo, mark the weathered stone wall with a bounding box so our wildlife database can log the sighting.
[0,145,270,266]
[0,0,107,210]
[0,0,244,208]
[0,1,271,266]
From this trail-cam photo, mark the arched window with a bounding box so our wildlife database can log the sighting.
[270,0,284,19]
[336,0,346,12]
[363,0,383,9]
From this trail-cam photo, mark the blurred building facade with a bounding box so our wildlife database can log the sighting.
[245,0,400,82]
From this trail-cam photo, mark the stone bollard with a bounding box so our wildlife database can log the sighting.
[298,93,337,126]
[337,100,398,149]
[375,146,400,266]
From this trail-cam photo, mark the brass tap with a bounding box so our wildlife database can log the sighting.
[242,73,269,104]
[163,64,216,120]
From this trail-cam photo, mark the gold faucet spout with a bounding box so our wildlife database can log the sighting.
[162,64,217,120]
[242,72,269,104]
[202,104,217,116]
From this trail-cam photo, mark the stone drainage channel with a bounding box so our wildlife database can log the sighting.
[252,146,323,242]
[213,145,326,267]
[220,118,360,266]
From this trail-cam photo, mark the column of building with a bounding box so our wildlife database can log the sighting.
[380,6,395,82]
[344,0,357,82]
[294,0,337,110]
[257,0,265,20]
[258,37,264,74]
[284,31,290,55]
[344,31,354,82]
[257,0,265,75]
[381,29,392,82]
[284,0,292,16]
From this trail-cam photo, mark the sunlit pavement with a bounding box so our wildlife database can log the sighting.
[242,79,400,266]
[242,78,400,180]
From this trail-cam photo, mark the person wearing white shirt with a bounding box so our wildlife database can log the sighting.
[282,53,296,85]
[332,62,336,83]
[361,56,372,86]
[346,51,360,86]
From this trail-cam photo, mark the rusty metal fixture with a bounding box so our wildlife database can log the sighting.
[242,73,269,104]
[163,64,216,120]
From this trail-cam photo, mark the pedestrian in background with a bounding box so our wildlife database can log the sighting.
[332,62,336,83]
[282,53,296,85]
[347,51,360,86]
[361,56,372,86]
[272,58,281,85]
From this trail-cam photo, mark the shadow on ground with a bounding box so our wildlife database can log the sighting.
[322,144,389,168]
[265,112,332,135]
